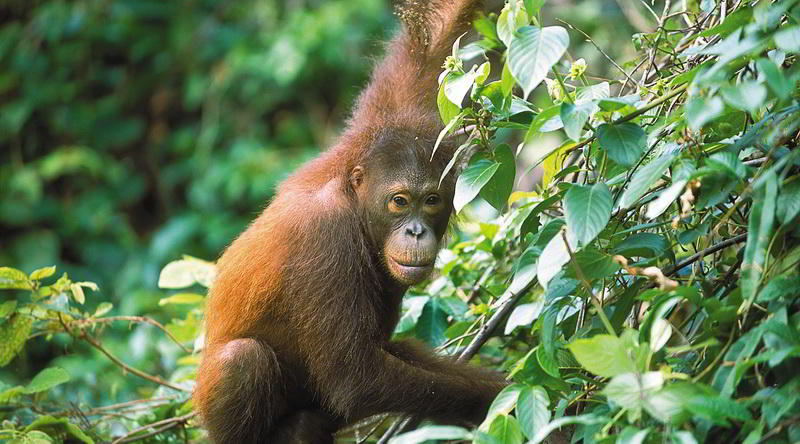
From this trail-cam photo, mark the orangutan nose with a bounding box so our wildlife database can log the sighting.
[405,221,426,239]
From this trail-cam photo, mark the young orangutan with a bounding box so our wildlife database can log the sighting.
[193,1,506,442]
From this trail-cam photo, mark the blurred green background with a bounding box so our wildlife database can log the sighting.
[0,0,640,405]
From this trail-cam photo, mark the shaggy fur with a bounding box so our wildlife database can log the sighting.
[193,1,506,442]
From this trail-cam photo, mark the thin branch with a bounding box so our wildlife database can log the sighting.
[665,233,748,276]
[556,19,638,88]
[112,412,196,444]
[78,332,189,392]
[73,316,191,353]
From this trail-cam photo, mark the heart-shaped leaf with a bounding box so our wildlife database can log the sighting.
[509,26,569,98]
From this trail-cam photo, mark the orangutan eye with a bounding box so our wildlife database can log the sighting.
[425,194,441,205]
[392,195,408,207]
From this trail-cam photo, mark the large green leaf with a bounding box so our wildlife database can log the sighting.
[415,297,448,346]
[508,26,569,98]
[443,67,477,107]
[685,395,753,426]
[390,425,471,444]
[488,415,524,444]
[480,144,516,211]
[739,172,777,314]
[454,153,500,213]
[537,231,572,289]
[567,334,637,377]
[437,80,461,124]
[560,102,592,141]
[620,152,677,209]
[774,26,800,52]
[24,367,70,394]
[565,182,612,247]
[517,385,550,439]
[596,123,647,167]
[602,372,664,413]
[776,180,800,224]
[0,267,32,290]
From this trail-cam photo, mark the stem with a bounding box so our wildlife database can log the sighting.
[561,231,617,336]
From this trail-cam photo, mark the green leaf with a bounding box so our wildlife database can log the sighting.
[444,67,477,106]
[537,230,571,289]
[395,296,429,334]
[613,233,669,258]
[567,334,637,377]
[439,141,472,188]
[777,180,800,224]
[390,425,471,444]
[602,372,664,412]
[23,416,94,444]
[437,80,461,124]
[503,244,540,302]
[576,81,610,103]
[685,395,753,426]
[756,58,792,100]
[566,249,620,280]
[685,96,724,131]
[619,152,677,209]
[0,314,33,366]
[488,415,524,444]
[415,297,448,346]
[565,183,612,247]
[29,266,56,280]
[480,144,516,211]
[485,384,524,425]
[508,26,569,98]
[70,283,85,304]
[706,151,747,179]
[16,430,55,444]
[524,105,561,143]
[617,427,650,444]
[529,414,605,444]
[432,109,468,160]
[94,302,113,317]
[644,382,699,424]
[699,7,752,37]
[0,267,32,290]
[757,275,800,302]
[560,102,591,141]
[596,123,647,167]
[775,26,800,52]
[739,172,777,314]
[159,292,205,306]
[24,367,70,394]
[517,385,550,439]
[523,0,546,17]
[158,257,217,289]
[454,154,500,213]
[0,300,17,319]
[720,82,767,114]
[505,301,544,334]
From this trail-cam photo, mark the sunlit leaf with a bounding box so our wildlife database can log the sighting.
[596,123,647,167]
[508,26,569,98]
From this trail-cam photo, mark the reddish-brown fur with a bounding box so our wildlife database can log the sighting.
[193,1,506,442]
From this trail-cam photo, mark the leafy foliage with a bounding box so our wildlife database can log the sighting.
[2,0,800,443]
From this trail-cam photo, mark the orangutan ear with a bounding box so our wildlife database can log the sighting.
[350,166,365,190]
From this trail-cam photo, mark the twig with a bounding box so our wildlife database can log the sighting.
[78,332,189,392]
[665,233,748,276]
[73,316,191,353]
[112,412,196,444]
[556,19,638,88]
